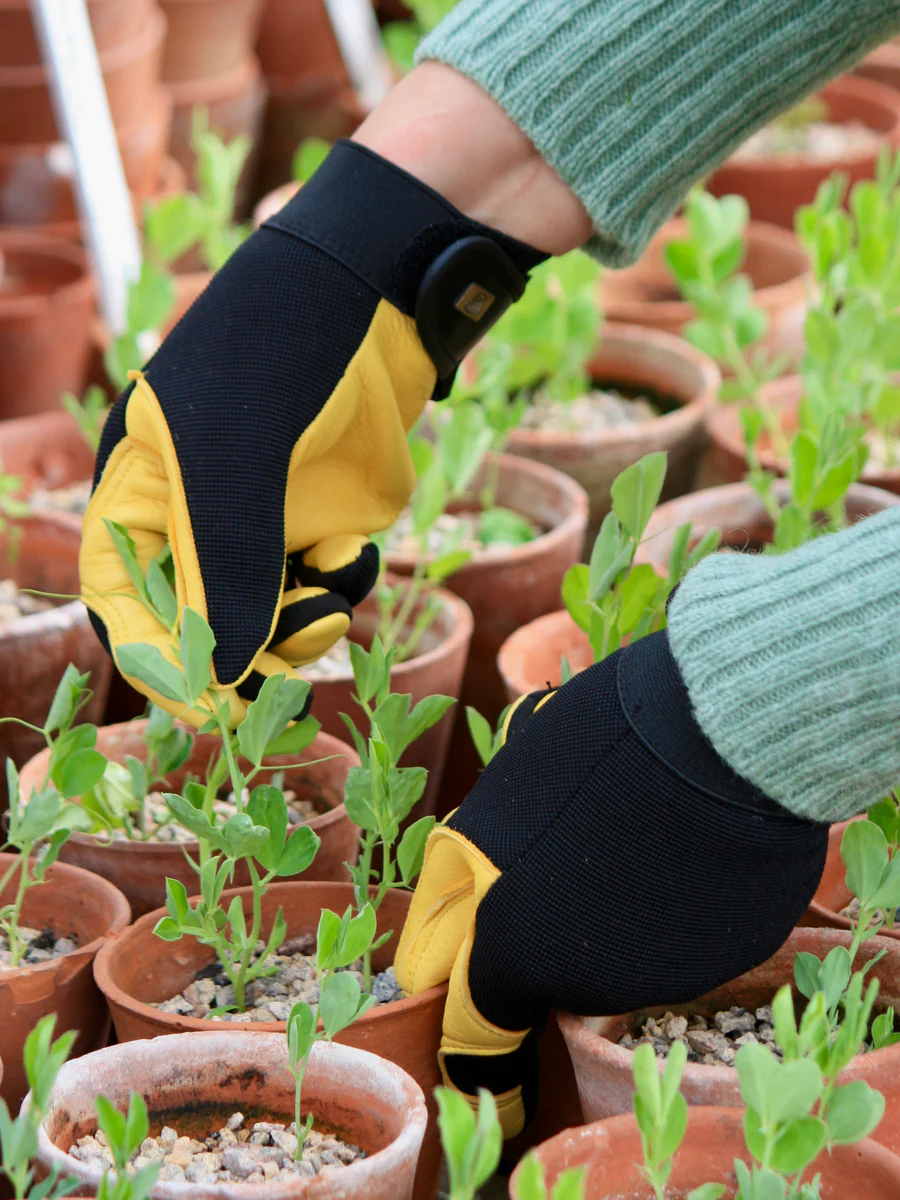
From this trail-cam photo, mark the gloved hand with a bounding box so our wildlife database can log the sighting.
[80,140,546,725]
[395,628,829,1138]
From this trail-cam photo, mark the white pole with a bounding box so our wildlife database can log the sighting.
[28,0,142,335]
[323,0,393,112]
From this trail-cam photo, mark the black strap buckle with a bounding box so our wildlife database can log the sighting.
[415,236,530,399]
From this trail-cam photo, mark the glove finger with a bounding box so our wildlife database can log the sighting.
[268,586,352,666]
[235,649,316,718]
[501,686,559,745]
[288,535,380,607]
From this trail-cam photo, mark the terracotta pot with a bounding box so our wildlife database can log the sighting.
[18,722,360,919]
[856,42,900,98]
[707,375,900,497]
[0,0,150,68]
[255,74,362,199]
[252,180,300,227]
[601,218,810,366]
[0,7,166,145]
[160,0,265,83]
[0,88,171,233]
[558,927,900,1155]
[497,610,593,703]
[0,231,93,418]
[707,76,900,230]
[636,479,900,575]
[255,0,348,85]
[504,323,720,546]
[0,514,112,806]
[799,817,900,943]
[94,881,446,1200]
[509,1105,900,1199]
[168,54,267,218]
[36,1032,427,1200]
[0,409,94,496]
[0,852,130,1111]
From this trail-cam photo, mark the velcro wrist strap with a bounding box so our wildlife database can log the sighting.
[261,139,547,397]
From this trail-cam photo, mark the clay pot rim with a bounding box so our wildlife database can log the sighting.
[0,6,166,85]
[504,322,720,450]
[93,880,449,1032]
[0,87,171,162]
[34,1032,428,1200]
[0,851,131,980]
[19,723,359,860]
[0,512,91,636]
[603,218,810,326]
[308,581,473,685]
[384,451,590,577]
[557,926,900,1083]
[497,609,583,694]
[723,75,900,170]
[707,375,900,486]
[166,52,262,105]
[0,231,92,316]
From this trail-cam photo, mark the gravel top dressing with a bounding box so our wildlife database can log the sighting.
[386,508,541,557]
[301,638,353,679]
[619,1005,779,1065]
[154,934,404,1022]
[733,121,882,160]
[0,925,77,968]
[0,578,54,623]
[519,389,659,434]
[29,480,91,516]
[68,1112,364,1184]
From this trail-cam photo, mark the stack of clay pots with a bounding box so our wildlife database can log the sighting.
[159,0,267,216]
[254,0,364,196]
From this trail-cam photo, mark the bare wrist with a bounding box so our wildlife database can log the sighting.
[352,62,592,256]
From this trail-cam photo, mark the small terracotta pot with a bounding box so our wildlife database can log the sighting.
[558,927,900,1155]
[856,41,900,97]
[18,722,360,918]
[601,218,810,366]
[255,74,363,198]
[509,1105,900,1199]
[799,818,900,943]
[255,0,348,86]
[94,881,446,1200]
[0,514,112,806]
[504,323,720,546]
[636,479,900,573]
[0,231,93,418]
[36,1032,427,1200]
[0,0,151,67]
[0,409,94,496]
[168,55,267,218]
[497,610,593,703]
[707,76,900,230]
[252,180,300,227]
[0,89,172,232]
[303,582,472,821]
[707,375,900,497]
[160,0,266,83]
[0,852,130,1111]
[0,7,166,145]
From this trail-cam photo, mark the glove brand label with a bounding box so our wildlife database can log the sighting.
[454,283,496,322]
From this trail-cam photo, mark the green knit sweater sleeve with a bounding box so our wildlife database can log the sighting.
[667,507,900,824]
[417,0,900,266]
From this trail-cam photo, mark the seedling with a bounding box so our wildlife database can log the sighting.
[61,385,109,454]
[514,1155,586,1200]
[339,635,453,987]
[94,1092,160,1200]
[285,905,378,1152]
[0,1015,79,1200]
[465,706,508,768]
[434,1086,503,1200]
[562,452,719,667]
[827,817,900,969]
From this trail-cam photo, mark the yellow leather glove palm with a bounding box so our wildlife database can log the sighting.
[80,141,545,724]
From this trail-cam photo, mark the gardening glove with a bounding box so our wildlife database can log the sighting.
[80,139,546,726]
[395,628,830,1139]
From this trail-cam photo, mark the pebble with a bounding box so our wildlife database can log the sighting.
[0,926,79,970]
[70,1114,365,1182]
[619,1007,781,1064]
[519,389,659,435]
[154,942,405,1022]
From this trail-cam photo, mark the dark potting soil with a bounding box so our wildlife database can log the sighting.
[154,935,404,1022]
[0,925,77,968]
[69,1111,364,1184]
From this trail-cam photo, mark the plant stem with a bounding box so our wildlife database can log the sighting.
[213,703,245,810]
[293,1062,307,1158]
[6,849,31,968]
[231,860,270,1010]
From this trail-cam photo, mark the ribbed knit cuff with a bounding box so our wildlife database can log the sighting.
[667,506,900,825]
[418,0,900,266]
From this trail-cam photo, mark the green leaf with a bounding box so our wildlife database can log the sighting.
[611,452,668,541]
[469,1088,503,1189]
[552,1168,589,1200]
[261,715,321,759]
[657,1092,688,1160]
[246,785,288,870]
[164,792,229,853]
[632,1042,661,1122]
[825,1080,885,1144]
[95,1096,127,1158]
[275,825,320,877]
[152,916,183,941]
[236,675,312,767]
[561,563,591,631]
[286,1000,317,1066]
[180,608,215,705]
[397,816,435,884]
[116,644,188,704]
[769,1116,827,1175]
[587,512,624,600]
[426,548,472,583]
[333,903,377,968]
[316,907,341,969]
[390,766,428,823]
[144,192,208,264]
[223,812,269,861]
[804,309,839,361]
[58,748,107,799]
[843,819,889,905]
[435,1087,475,1177]
[342,767,379,832]
[15,790,61,845]
[404,695,456,755]
[127,261,175,335]
[103,519,148,603]
[790,431,818,510]
[867,798,900,849]
[318,970,365,1039]
[292,137,331,184]
[735,1042,779,1120]
[466,707,495,767]
[617,564,663,633]
[44,664,89,736]
[687,1187,727,1200]
[478,507,537,547]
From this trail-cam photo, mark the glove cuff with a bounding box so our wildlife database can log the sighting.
[262,139,548,397]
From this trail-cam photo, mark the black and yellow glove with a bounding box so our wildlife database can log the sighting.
[394,629,830,1138]
[80,140,546,725]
